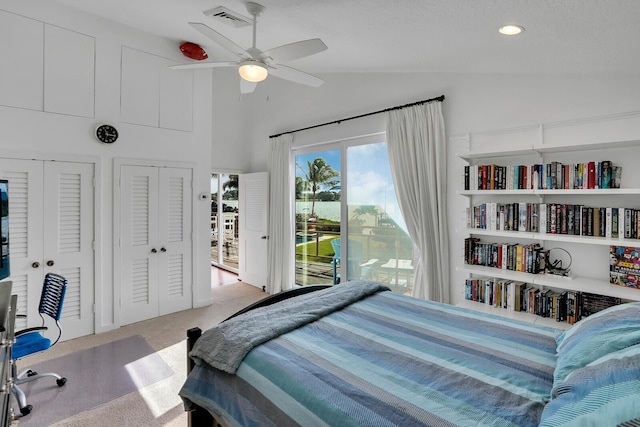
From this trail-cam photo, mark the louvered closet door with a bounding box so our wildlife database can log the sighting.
[157,167,192,315]
[0,159,95,340]
[42,161,95,339]
[120,165,160,324]
[0,160,44,331]
[120,165,192,325]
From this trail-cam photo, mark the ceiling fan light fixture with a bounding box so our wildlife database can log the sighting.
[499,24,524,35]
[238,60,268,82]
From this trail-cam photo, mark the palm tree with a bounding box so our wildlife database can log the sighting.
[352,205,379,225]
[295,176,308,200]
[297,158,339,217]
[222,174,238,192]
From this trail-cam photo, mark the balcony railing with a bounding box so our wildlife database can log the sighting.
[295,219,414,294]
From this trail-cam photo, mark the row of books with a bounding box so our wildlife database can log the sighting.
[464,237,545,274]
[468,202,541,232]
[467,202,640,239]
[464,277,622,324]
[463,161,622,191]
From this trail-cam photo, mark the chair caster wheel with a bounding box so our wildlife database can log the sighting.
[27,370,37,377]
[20,405,32,415]
[57,377,67,387]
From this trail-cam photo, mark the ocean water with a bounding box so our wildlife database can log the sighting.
[220,200,341,221]
[296,201,341,222]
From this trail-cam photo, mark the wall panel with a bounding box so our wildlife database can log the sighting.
[0,10,44,110]
[44,24,95,117]
[121,47,160,127]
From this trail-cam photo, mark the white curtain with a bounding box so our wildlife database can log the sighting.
[266,134,295,294]
[386,101,449,303]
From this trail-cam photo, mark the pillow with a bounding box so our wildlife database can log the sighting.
[553,302,640,394]
[540,343,640,427]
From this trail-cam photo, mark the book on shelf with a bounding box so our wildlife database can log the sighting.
[556,292,567,322]
[611,208,619,238]
[463,160,623,191]
[581,292,622,317]
[601,160,612,189]
[468,201,640,241]
[605,207,612,238]
[566,291,580,325]
[463,247,627,323]
[464,238,544,274]
[612,165,622,189]
[609,245,640,290]
[539,203,547,234]
[587,161,596,189]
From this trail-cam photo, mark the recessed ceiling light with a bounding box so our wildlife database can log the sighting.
[499,25,524,35]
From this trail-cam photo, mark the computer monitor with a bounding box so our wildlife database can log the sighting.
[0,180,8,281]
[0,281,12,332]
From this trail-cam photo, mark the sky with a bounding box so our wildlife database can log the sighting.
[295,143,406,231]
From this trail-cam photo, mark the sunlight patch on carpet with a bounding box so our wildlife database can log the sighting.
[134,340,187,418]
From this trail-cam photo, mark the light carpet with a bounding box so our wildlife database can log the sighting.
[16,335,174,427]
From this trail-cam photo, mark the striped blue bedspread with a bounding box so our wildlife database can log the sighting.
[180,290,559,426]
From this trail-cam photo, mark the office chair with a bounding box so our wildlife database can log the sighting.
[332,238,374,284]
[11,273,68,416]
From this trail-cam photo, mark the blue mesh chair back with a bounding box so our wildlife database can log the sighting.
[39,273,67,322]
[37,273,67,347]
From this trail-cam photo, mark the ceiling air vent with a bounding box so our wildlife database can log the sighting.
[203,6,252,28]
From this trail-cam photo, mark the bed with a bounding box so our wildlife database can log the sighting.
[180,281,640,427]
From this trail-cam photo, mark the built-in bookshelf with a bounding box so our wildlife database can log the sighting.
[457,134,640,328]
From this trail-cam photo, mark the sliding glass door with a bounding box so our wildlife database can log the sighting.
[294,150,341,286]
[211,173,239,272]
[346,143,413,293]
[294,140,414,293]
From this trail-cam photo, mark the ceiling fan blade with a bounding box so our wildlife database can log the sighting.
[188,22,249,59]
[268,64,325,87]
[240,79,258,94]
[169,61,237,70]
[261,38,327,64]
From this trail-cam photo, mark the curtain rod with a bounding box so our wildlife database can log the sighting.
[269,94,445,139]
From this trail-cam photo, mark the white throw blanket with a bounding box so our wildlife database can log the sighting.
[190,281,390,374]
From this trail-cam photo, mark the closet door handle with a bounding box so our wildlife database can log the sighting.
[32,262,40,269]
[46,260,55,267]
[151,248,158,254]
[160,247,167,253]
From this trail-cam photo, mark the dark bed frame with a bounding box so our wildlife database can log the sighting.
[185,285,331,427]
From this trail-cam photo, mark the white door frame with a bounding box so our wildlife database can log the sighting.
[113,158,196,328]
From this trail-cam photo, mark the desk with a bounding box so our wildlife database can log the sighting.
[380,259,413,292]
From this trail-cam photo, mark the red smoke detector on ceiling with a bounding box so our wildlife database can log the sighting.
[179,42,208,60]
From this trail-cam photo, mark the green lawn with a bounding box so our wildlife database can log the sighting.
[295,234,411,264]
[296,237,337,263]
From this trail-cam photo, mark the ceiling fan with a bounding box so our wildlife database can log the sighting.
[170,2,328,94]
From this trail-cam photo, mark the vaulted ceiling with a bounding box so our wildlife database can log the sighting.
[54,0,640,76]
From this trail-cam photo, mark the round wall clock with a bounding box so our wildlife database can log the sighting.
[95,124,119,144]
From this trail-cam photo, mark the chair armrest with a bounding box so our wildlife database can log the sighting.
[15,326,48,337]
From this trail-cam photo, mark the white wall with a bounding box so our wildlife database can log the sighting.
[0,0,214,332]
[238,71,640,303]
[4,0,640,321]
[210,68,254,174]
